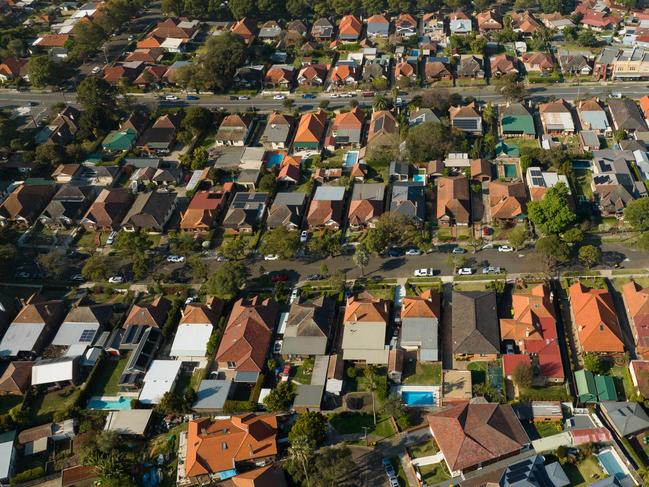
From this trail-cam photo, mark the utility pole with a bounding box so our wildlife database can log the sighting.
[362,426,369,446]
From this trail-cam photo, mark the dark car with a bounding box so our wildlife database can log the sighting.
[186,95,198,100]
[302,93,317,99]
[387,247,404,257]
[271,273,289,283]
[306,273,323,281]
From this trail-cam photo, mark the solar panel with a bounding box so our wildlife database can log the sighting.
[532,177,545,186]
[453,119,478,130]
[79,329,96,342]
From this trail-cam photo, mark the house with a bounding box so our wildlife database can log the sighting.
[630,360,649,397]
[52,304,112,356]
[260,112,293,149]
[560,53,593,76]
[449,11,472,35]
[103,61,144,85]
[338,15,362,41]
[215,114,253,147]
[538,99,575,134]
[170,298,223,363]
[477,10,502,32]
[409,108,439,127]
[437,176,470,226]
[0,57,27,82]
[591,149,647,215]
[277,158,301,185]
[576,369,617,403]
[366,14,390,38]
[489,181,527,222]
[499,456,569,487]
[266,192,306,230]
[31,357,77,387]
[81,188,133,231]
[286,20,307,38]
[521,52,554,73]
[640,95,649,122]
[422,13,445,40]
[311,18,334,41]
[449,103,482,135]
[390,182,426,224]
[51,164,81,184]
[0,184,55,226]
[184,415,277,483]
[102,128,137,153]
[297,63,328,87]
[427,402,529,476]
[500,103,536,137]
[601,401,649,437]
[490,54,520,78]
[389,161,410,182]
[363,57,390,83]
[329,63,360,87]
[581,10,619,31]
[193,379,233,413]
[125,47,165,64]
[526,167,571,201]
[222,192,269,234]
[400,290,440,361]
[0,296,64,359]
[608,98,648,133]
[281,296,336,358]
[39,185,95,230]
[456,54,485,79]
[138,360,182,405]
[348,183,384,230]
[17,420,75,456]
[215,297,278,382]
[424,57,452,83]
[230,18,257,43]
[116,328,162,389]
[32,33,70,49]
[264,65,295,90]
[0,431,15,483]
[34,105,81,146]
[393,60,417,84]
[121,190,176,233]
[293,110,327,152]
[578,98,612,135]
[307,185,345,230]
[258,20,282,44]
[367,110,399,151]
[326,107,364,149]
[569,282,624,353]
[0,361,33,395]
[180,189,230,233]
[121,297,171,351]
[452,291,500,360]
[233,66,263,90]
[623,281,649,358]
[104,409,154,436]
[137,112,182,154]
[510,11,542,35]
[395,13,418,37]
[342,294,390,364]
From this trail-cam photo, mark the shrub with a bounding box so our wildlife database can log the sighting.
[223,400,256,413]
[10,467,45,485]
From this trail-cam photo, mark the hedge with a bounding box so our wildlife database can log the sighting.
[223,400,256,413]
[10,467,45,485]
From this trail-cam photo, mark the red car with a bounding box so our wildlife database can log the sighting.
[271,273,288,283]
[281,363,291,381]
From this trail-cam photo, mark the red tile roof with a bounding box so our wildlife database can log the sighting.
[502,354,531,376]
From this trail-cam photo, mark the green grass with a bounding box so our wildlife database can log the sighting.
[86,355,130,396]
[328,411,395,438]
[610,365,635,401]
[518,384,571,402]
[32,386,81,423]
[74,229,108,249]
[535,421,563,438]
[403,362,442,386]
[292,358,314,385]
[418,462,451,484]
[390,457,410,487]
[453,281,490,291]
[408,440,439,458]
[503,137,539,151]
[455,78,487,87]
[574,169,593,201]
[563,456,606,487]
[467,361,488,385]
[0,395,22,415]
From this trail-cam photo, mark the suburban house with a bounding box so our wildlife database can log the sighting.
[451,291,500,360]
[390,182,426,225]
[521,52,554,73]
[326,107,365,150]
[0,57,27,82]
[280,296,336,358]
[180,189,231,233]
[184,415,277,484]
[477,10,503,32]
[591,149,647,216]
[52,304,112,358]
[311,18,334,41]
[307,185,345,230]
[488,180,527,222]
[258,20,282,44]
[630,360,649,398]
[449,103,483,135]
[102,129,138,153]
[120,296,171,351]
[215,114,253,147]
[363,57,389,84]
[347,183,384,230]
[366,110,399,152]
[266,192,307,230]
[170,298,222,364]
[395,13,417,37]
[0,184,55,227]
[575,368,617,403]
[500,285,565,383]
[422,13,445,41]
[526,167,571,201]
[500,103,536,137]
[329,63,361,87]
[608,98,648,133]
[578,98,612,135]
[293,110,327,152]
[342,294,390,365]
[233,66,263,90]
[121,190,176,233]
[264,65,295,90]
[559,53,592,75]
[260,112,293,150]
[230,18,257,43]
[222,192,269,234]
[569,282,624,354]
[338,15,362,41]
[366,14,390,38]
[490,54,520,78]
[456,55,485,80]
[297,63,329,87]
[81,188,134,231]
[399,290,440,361]
[277,157,301,185]
[39,185,96,230]
[0,296,64,359]
[424,57,453,83]
[427,402,530,476]
[538,99,575,134]
[409,108,439,127]
[623,281,649,359]
[436,176,470,226]
[0,361,33,395]
[510,11,542,34]
[600,401,649,438]
[215,296,278,383]
[393,60,417,84]
[136,112,182,154]
[35,106,81,146]
[449,10,472,35]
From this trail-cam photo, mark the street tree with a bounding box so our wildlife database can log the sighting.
[535,235,570,269]
[527,183,576,235]
[181,106,213,138]
[220,236,248,260]
[624,197,649,231]
[260,227,299,259]
[289,411,327,446]
[76,76,118,132]
[81,255,114,281]
[353,244,370,276]
[562,227,585,245]
[508,225,527,250]
[205,261,249,299]
[372,94,390,111]
[198,33,246,92]
[578,245,601,269]
[498,73,528,102]
[28,55,57,87]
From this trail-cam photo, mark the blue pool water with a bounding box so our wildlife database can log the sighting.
[402,391,435,406]
[413,174,426,183]
[267,152,285,167]
[573,160,592,170]
[343,151,359,168]
[598,451,626,479]
[88,396,132,410]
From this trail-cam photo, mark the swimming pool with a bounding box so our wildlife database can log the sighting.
[573,160,592,170]
[597,449,628,480]
[402,391,435,406]
[343,151,359,168]
[87,395,132,410]
[504,164,517,178]
[266,152,285,168]
[413,174,426,183]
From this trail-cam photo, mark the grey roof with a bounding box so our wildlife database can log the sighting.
[193,379,233,410]
[313,185,345,201]
[500,455,569,487]
[601,401,649,436]
[589,478,622,487]
[281,297,335,356]
[608,99,648,131]
[121,191,176,231]
[223,192,268,229]
[351,183,385,201]
[409,108,440,126]
[580,131,601,149]
[105,409,153,436]
[390,182,426,221]
[545,462,570,487]
[451,291,500,354]
[267,192,306,229]
[237,168,261,184]
[124,158,161,168]
[293,384,324,408]
[274,192,306,206]
[0,431,15,481]
[389,161,411,177]
[52,323,100,347]
[0,323,46,358]
[401,317,439,361]
[234,370,259,383]
[260,116,292,144]
[367,21,390,36]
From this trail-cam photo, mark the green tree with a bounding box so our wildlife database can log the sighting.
[353,244,369,276]
[512,363,533,389]
[205,261,249,299]
[81,254,113,281]
[498,73,527,102]
[188,254,208,281]
[578,245,601,269]
[289,411,328,446]
[527,183,576,235]
[191,146,209,170]
[181,106,213,137]
[162,0,185,15]
[562,227,584,245]
[37,249,68,279]
[197,32,246,92]
[28,55,57,87]
[577,30,599,47]
[258,172,277,192]
[583,352,606,374]
[113,230,152,254]
[508,225,527,250]
[220,236,248,260]
[637,232,649,251]
[381,393,406,418]
[535,235,570,269]
[372,94,390,111]
[307,230,342,257]
[287,436,315,487]
[260,227,299,259]
[71,22,107,60]
[406,121,467,163]
[76,76,118,133]
[263,381,295,412]
[35,143,66,166]
[624,197,649,231]
[228,0,255,18]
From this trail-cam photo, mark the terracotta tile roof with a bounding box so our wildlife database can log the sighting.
[436,175,470,223]
[500,285,556,342]
[34,34,69,47]
[569,282,624,353]
[231,18,257,39]
[137,36,163,48]
[277,163,300,182]
[332,107,364,130]
[125,47,165,64]
[151,17,195,39]
[490,54,519,76]
[265,66,294,85]
[179,298,223,326]
[630,360,649,396]
[476,10,502,29]
[330,64,358,82]
[579,97,606,113]
[488,181,527,220]
[181,190,228,230]
[232,464,287,487]
[502,354,531,376]
[640,96,649,120]
[294,110,327,143]
[427,403,529,472]
[185,414,278,478]
[401,290,440,319]
[343,296,390,323]
[582,10,618,27]
[367,14,389,24]
[624,281,649,352]
[350,163,367,179]
[396,13,417,27]
[450,10,469,20]
[0,360,32,394]
[539,98,571,113]
[339,15,362,37]
[297,63,328,83]
[521,52,554,69]
[123,297,171,329]
[307,200,343,228]
[348,199,382,226]
[394,61,415,78]
[0,57,27,77]
[449,102,481,120]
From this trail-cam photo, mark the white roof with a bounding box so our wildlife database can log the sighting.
[138,360,182,405]
[542,112,575,131]
[277,312,289,335]
[170,323,213,358]
[0,432,14,481]
[0,323,45,357]
[258,388,272,406]
[105,409,153,436]
[32,357,75,386]
[161,38,184,49]
[186,170,205,192]
[65,343,88,357]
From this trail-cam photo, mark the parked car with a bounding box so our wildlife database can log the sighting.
[290,288,300,303]
[71,274,85,282]
[329,93,340,98]
[457,267,474,275]
[300,230,309,243]
[184,296,195,305]
[186,95,198,100]
[91,66,101,74]
[405,247,421,256]
[302,93,317,99]
[414,268,436,277]
[387,247,404,257]
[166,255,185,263]
[108,276,124,283]
[273,94,286,100]
[498,245,514,252]
[482,266,501,274]
[383,459,396,478]
[273,340,283,354]
[505,343,515,354]
[340,93,354,98]
[271,273,288,282]
[264,254,279,261]
[306,273,322,281]
[482,242,494,250]
[280,363,291,381]
[165,94,179,101]
[238,95,250,100]
[14,272,29,279]
[452,247,467,254]
[106,230,118,245]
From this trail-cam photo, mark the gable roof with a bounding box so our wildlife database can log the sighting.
[488,180,527,220]
[437,176,470,223]
[0,361,33,394]
[601,401,649,436]
[343,295,390,324]
[338,15,362,37]
[401,290,440,319]
[294,111,327,143]
[123,297,171,329]
[623,280,649,351]
[451,291,500,354]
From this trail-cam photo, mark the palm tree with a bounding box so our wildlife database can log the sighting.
[288,435,315,487]
[372,94,389,111]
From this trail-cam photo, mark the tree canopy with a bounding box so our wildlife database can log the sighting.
[289,411,328,446]
[406,121,467,163]
[624,197,649,231]
[527,183,576,235]
[205,261,249,299]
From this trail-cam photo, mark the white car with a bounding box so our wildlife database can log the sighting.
[264,254,279,261]
[340,93,353,98]
[238,95,250,100]
[405,248,422,256]
[482,266,501,274]
[396,97,404,105]
[273,94,286,100]
[451,247,466,254]
[289,288,300,303]
[108,276,124,284]
[329,93,340,98]
[184,296,195,305]
[91,66,101,74]
[300,230,308,243]
[165,94,179,101]
[414,268,435,277]
[167,255,185,263]
[498,245,514,252]
[106,230,118,245]
[457,267,474,275]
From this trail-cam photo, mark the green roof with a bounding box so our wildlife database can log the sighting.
[575,369,597,403]
[595,375,617,401]
[501,112,536,136]
[102,129,137,152]
[495,141,520,157]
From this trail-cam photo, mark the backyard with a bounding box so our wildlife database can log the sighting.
[31,386,82,423]
[86,355,130,396]
[403,362,442,386]
[418,461,451,484]
[328,411,395,439]
[292,358,314,385]
[407,440,439,458]
[562,456,607,487]
[534,421,563,438]
[610,365,635,401]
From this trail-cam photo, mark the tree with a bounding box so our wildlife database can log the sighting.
[381,393,406,418]
[307,230,341,257]
[637,232,649,251]
[258,173,277,193]
[287,436,315,487]
[512,363,533,389]
[197,32,246,92]
[583,352,606,374]
[539,0,565,13]
[289,411,327,446]
[228,0,255,18]
[577,30,599,47]
[155,388,196,414]
[624,197,649,231]
[28,55,57,87]
[535,235,570,269]
[353,244,369,276]
[35,143,66,166]
[188,254,208,281]
[508,225,527,250]
[282,98,295,111]
[220,236,248,260]
[372,94,390,111]
[260,227,299,259]
[263,381,295,412]
[71,22,107,60]
[38,249,68,279]
[205,261,249,299]
[498,73,528,102]
[579,245,601,269]
[181,106,213,137]
[527,183,576,235]
[76,77,118,133]
[113,230,152,254]
[406,121,467,163]
[286,0,309,17]
[82,254,113,281]
[563,227,584,245]
[162,0,185,15]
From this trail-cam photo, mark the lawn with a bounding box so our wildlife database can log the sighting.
[86,355,130,396]
[292,357,314,385]
[453,281,490,292]
[610,365,635,401]
[418,461,451,484]
[390,457,410,487]
[32,386,81,423]
[328,411,395,438]
[74,229,109,249]
[563,456,606,487]
[518,384,571,402]
[574,169,593,201]
[403,362,442,386]
[535,421,563,438]
[408,440,439,458]
[503,137,539,152]
[467,361,488,385]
